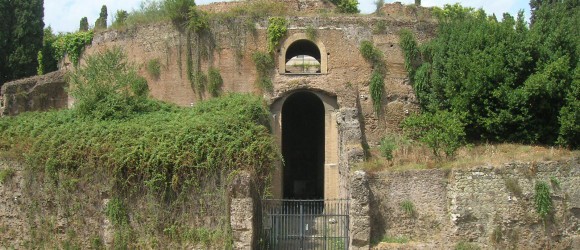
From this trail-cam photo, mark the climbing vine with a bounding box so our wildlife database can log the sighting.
[359,40,386,115]
[52,31,94,65]
[267,17,288,53]
[252,51,274,92]
[534,181,553,219]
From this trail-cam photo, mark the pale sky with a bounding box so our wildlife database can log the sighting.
[44,0,531,33]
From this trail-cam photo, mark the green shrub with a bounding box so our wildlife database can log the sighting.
[359,40,384,69]
[534,181,552,219]
[105,197,129,226]
[165,0,196,29]
[379,135,397,160]
[400,200,415,216]
[370,69,384,115]
[399,29,420,75]
[267,17,288,53]
[373,20,386,34]
[68,47,153,120]
[112,10,129,28]
[146,58,161,79]
[207,67,223,97]
[402,111,466,158]
[336,0,359,14]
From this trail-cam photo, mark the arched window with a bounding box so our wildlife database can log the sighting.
[285,40,321,74]
[279,34,328,74]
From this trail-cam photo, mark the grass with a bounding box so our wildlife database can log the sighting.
[0,168,15,184]
[357,138,579,172]
[380,235,410,244]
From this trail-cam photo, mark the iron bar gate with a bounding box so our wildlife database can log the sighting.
[259,199,350,250]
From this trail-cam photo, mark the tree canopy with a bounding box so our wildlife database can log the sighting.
[401,1,579,148]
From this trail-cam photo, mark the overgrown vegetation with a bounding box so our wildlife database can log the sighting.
[380,235,409,244]
[402,111,465,159]
[252,51,275,92]
[52,31,94,65]
[400,2,579,148]
[534,181,552,219]
[400,200,415,217]
[146,58,162,79]
[207,67,223,97]
[329,0,359,14]
[455,241,480,250]
[359,40,386,115]
[379,135,397,160]
[0,47,278,247]
[504,178,522,196]
[266,17,288,53]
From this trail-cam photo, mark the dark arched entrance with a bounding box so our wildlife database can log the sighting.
[282,91,325,199]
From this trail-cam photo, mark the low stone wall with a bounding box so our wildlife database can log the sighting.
[0,70,68,116]
[368,159,580,249]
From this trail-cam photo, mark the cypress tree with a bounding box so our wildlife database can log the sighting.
[95,5,107,30]
[0,0,44,86]
[79,17,89,31]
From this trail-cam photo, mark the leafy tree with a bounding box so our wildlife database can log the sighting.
[0,0,44,85]
[37,27,59,75]
[113,10,129,28]
[400,1,579,148]
[95,5,108,30]
[79,17,89,31]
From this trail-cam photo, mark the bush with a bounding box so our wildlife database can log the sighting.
[336,0,359,14]
[370,69,384,115]
[534,181,552,219]
[359,40,384,68]
[379,135,397,160]
[52,31,94,65]
[402,111,466,158]
[165,0,196,29]
[207,67,223,97]
[146,58,161,78]
[68,47,154,120]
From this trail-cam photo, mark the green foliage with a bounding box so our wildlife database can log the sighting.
[105,198,129,226]
[370,69,384,115]
[146,58,161,79]
[52,31,94,65]
[400,200,415,216]
[408,2,579,148]
[68,47,153,120]
[379,135,397,160]
[402,111,466,158]
[399,29,420,76]
[491,226,502,244]
[165,0,196,30]
[36,51,44,75]
[334,0,359,14]
[267,17,288,53]
[79,17,89,31]
[550,176,561,189]
[123,0,168,28]
[252,51,275,92]
[207,67,223,97]
[415,0,421,6]
[0,168,15,184]
[112,10,129,28]
[191,72,207,94]
[95,5,108,30]
[306,25,317,41]
[360,41,386,115]
[188,5,209,33]
[0,0,44,85]
[534,181,552,219]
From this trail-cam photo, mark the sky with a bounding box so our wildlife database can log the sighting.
[45,0,532,33]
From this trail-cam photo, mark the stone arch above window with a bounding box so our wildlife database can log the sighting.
[278,33,328,74]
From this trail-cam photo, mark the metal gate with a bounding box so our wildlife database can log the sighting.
[259,199,350,249]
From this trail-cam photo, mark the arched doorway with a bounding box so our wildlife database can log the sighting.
[282,91,325,199]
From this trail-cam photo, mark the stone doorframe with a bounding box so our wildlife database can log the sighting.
[270,89,340,200]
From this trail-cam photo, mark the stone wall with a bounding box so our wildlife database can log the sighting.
[0,70,68,116]
[368,159,580,249]
[0,160,237,249]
